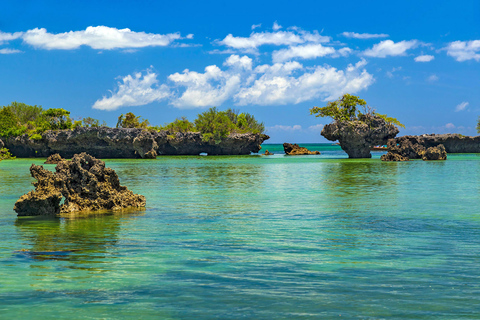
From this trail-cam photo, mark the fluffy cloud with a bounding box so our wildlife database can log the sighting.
[455,101,469,112]
[0,31,23,44]
[22,26,183,50]
[272,44,337,63]
[235,59,373,105]
[414,54,434,62]
[217,28,330,50]
[445,123,455,129]
[308,124,324,132]
[94,55,374,110]
[267,125,302,131]
[341,32,389,39]
[273,21,282,31]
[168,65,242,108]
[92,69,170,110]
[0,48,22,54]
[445,40,480,62]
[364,40,418,58]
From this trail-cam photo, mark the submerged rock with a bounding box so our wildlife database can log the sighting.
[14,153,146,216]
[321,114,399,158]
[283,143,320,155]
[422,144,447,161]
[44,153,65,164]
[263,150,273,155]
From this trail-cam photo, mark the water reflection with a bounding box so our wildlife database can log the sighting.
[14,209,144,264]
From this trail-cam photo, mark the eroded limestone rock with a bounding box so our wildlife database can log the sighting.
[321,114,399,158]
[422,144,447,161]
[44,153,65,164]
[380,152,409,162]
[14,153,146,216]
[283,143,320,155]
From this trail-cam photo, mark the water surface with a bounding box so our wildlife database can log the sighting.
[1,144,479,319]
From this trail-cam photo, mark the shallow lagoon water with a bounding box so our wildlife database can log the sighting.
[1,144,480,319]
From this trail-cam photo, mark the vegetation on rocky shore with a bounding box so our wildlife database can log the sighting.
[310,94,404,158]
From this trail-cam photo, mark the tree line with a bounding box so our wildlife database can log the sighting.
[0,102,265,143]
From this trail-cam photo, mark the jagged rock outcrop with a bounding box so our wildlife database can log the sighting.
[13,165,63,216]
[321,114,399,158]
[388,134,480,153]
[14,153,146,216]
[422,144,447,161]
[5,127,269,158]
[384,136,426,160]
[44,153,65,164]
[382,136,448,161]
[283,143,320,155]
[263,150,273,155]
[380,152,409,161]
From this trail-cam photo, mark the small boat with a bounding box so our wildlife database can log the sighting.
[371,145,388,151]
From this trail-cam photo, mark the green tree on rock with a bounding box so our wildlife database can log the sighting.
[116,112,150,129]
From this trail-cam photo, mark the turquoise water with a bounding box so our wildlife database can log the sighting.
[1,144,480,319]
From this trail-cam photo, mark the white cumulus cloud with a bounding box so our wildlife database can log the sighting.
[445,40,480,62]
[273,21,282,31]
[0,48,22,54]
[364,40,418,58]
[217,28,330,50]
[341,32,389,39]
[455,101,469,112]
[267,125,302,131]
[0,31,23,44]
[168,65,242,108]
[445,123,455,129]
[235,58,373,105]
[93,56,374,110]
[92,69,170,110]
[414,54,434,62]
[272,44,337,63]
[22,26,184,50]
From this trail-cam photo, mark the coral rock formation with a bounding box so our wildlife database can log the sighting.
[263,150,273,155]
[382,136,448,161]
[422,144,447,161]
[5,127,269,158]
[380,152,409,161]
[44,153,65,164]
[321,114,399,158]
[14,153,146,216]
[283,143,320,155]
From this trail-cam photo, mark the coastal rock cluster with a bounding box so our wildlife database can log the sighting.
[44,153,64,164]
[4,127,270,159]
[14,153,146,216]
[283,143,320,155]
[321,114,399,158]
[381,136,447,161]
[387,134,480,153]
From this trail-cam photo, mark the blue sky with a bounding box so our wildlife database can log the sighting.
[0,0,479,143]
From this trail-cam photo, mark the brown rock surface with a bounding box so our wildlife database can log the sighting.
[321,113,399,158]
[44,153,65,164]
[14,153,146,216]
[421,144,447,161]
[283,143,320,155]
[380,152,409,161]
